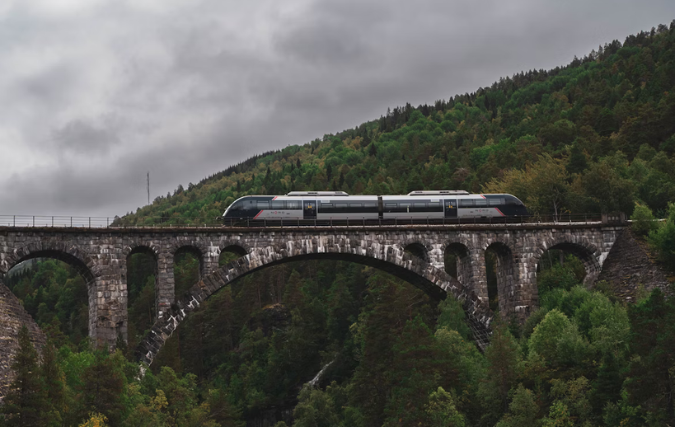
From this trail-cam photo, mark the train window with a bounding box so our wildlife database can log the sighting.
[363,202,378,212]
[336,203,348,208]
[257,202,269,210]
[459,199,474,207]
[475,199,487,206]
[385,203,397,208]
[321,203,333,208]
[287,201,300,210]
[428,202,443,212]
[271,201,285,209]
[410,202,429,213]
[488,198,505,206]
[349,203,362,208]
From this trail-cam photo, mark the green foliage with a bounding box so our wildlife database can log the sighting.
[479,318,522,420]
[648,202,675,267]
[382,316,443,426]
[529,309,590,367]
[0,325,48,427]
[424,387,466,427]
[625,289,675,424]
[75,350,127,426]
[496,384,539,427]
[436,297,471,341]
[631,202,658,236]
[5,260,88,347]
[537,264,579,295]
[293,386,341,427]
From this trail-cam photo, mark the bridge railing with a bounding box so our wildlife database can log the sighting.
[0,214,614,229]
[0,215,115,228]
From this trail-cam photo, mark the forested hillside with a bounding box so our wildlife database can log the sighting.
[3,23,675,427]
[118,21,675,226]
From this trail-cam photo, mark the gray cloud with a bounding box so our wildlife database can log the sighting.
[0,0,674,217]
[52,117,120,155]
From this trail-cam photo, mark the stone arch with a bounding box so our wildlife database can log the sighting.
[403,242,429,262]
[125,244,160,321]
[484,241,517,314]
[216,238,250,256]
[125,245,159,277]
[173,245,205,277]
[123,243,161,259]
[0,242,97,347]
[444,242,472,286]
[0,242,95,282]
[136,244,493,366]
[219,244,248,257]
[533,237,601,286]
[217,243,249,266]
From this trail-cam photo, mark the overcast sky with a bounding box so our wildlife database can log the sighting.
[0,0,673,217]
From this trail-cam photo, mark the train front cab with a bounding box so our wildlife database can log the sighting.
[443,194,527,220]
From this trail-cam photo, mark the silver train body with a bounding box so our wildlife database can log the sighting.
[222,191,528,222]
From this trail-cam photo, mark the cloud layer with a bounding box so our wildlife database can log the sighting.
[1,0,673,216]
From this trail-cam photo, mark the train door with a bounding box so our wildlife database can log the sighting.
[444,199,457,218]
[303,200,317,219]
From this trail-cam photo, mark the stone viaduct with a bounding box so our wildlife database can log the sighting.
[0,221,626,371]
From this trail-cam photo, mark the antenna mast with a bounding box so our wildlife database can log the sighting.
[147,172,150,205]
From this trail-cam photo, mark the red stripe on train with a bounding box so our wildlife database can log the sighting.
[253,210,263,219]
[495,208,505,216]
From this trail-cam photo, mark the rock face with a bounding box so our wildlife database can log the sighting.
[0,222,627,393]
[0,280,45,400]
[597,229,672,301]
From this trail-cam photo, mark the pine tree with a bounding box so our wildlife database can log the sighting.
[566,142,588,175]
[282,270,305,310]
[40,342,65,427]
[75,352,125,426]
[485,318,521,412]
[626,289,675,423]
[0,325,46,427]
[383,316,442,426]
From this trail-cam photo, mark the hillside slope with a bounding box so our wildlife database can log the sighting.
[119,21,675,226]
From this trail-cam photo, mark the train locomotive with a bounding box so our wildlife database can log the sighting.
[222,190,528,224]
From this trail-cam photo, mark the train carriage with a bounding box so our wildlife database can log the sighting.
[222,191,528,225]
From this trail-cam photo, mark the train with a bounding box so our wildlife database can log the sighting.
[222,190,528,224]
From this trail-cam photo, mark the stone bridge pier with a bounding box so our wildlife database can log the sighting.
[0,222,625,365]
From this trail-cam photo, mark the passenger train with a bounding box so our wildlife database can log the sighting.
[222,190,528,224]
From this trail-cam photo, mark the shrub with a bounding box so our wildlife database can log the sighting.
[630,202,657,236]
